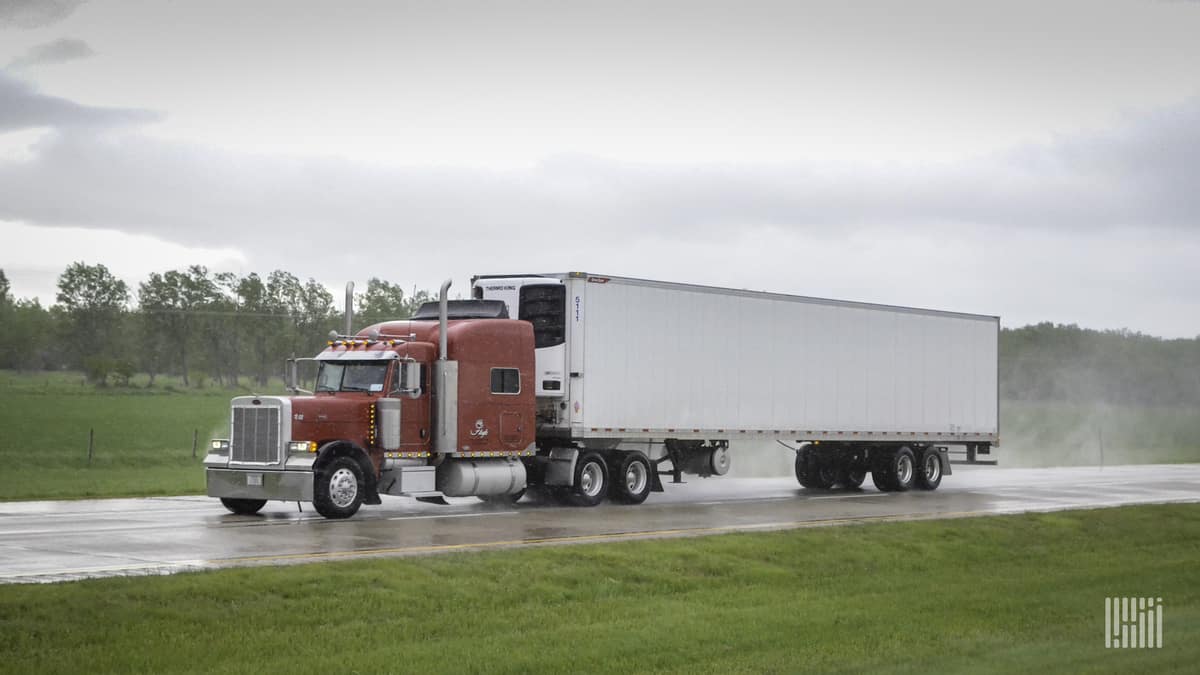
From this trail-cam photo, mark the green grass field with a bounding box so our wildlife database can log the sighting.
[0,504,1196,674]
[2,369,1198,499]
[0,370,284,500]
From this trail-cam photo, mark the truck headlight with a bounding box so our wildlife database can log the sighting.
[288,441,317,454]
[211,439,230,454]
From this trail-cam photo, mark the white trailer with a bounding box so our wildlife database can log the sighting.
[474,272,998,504]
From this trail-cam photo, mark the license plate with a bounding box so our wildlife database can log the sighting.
[246,473,263,487]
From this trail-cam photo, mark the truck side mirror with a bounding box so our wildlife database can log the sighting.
[392,361,423,398]
[286,357,315,395]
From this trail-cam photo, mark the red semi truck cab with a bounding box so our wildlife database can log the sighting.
[205,285,537,518]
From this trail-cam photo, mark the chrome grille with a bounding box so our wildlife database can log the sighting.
[231,406,282,464]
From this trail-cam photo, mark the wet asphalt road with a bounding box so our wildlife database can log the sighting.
[1,464,1198,584]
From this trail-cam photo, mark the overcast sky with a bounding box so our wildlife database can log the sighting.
[1,0,1198,336]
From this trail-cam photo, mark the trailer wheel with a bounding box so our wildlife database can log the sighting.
[610,452,652,505]
[838,468,866,489]
[569,452,609,507]
[794,448,816,488]
[313,456,364,519]
[220,498,266,515]
[795,448,835,489]
[915,449,943,490]
[872,446,915,492]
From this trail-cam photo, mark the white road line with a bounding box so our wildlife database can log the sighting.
[808,493,891,500]
[388,511,517,521]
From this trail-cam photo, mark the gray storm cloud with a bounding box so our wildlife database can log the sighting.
[0,94,1197,242]
[0,70,160,132]
[7,37,94,69]
[0,0,86,28]
[1,73,1199,335]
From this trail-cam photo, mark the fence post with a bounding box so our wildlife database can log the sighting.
[192,429,199,459]
[87,428,94,465]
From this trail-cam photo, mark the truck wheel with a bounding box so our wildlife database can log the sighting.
[915,449,943,490]
[313,456,365,519]
[569,452,609,507]
[838,468,866,489]
[796,449,835,489]
[610,452,652,505]
[794,448,816,487]
[878,446,915,492]
[871,447,916,492]
[220,498,267,515]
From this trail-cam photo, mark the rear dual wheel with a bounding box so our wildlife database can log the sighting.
[795,448,861,489]
[871,446,916,492]
[915,448,943,490]
[610,452,652,505]
[872,446,943,492]
[566,452,609,507]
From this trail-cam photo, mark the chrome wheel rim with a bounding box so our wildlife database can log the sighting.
[896,455,914,485]
[711,448,730,474]
[580,461,604,498]
[625,461,648,494]
[329,467,358,508]
[924,454,941,482]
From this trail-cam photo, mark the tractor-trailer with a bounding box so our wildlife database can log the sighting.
[206,272,998,518]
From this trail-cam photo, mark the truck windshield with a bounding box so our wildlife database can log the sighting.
[315,362,390,393]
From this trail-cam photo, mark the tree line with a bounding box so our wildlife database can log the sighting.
[1,263,1198,405]
[0,263,429,387]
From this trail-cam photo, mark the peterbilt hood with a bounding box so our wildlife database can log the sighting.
[288,396,373,446]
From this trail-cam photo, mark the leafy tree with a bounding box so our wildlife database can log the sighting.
[54,262,130,374]
[356,278,432,328]
[0,269,10,307]
[236,273,275,387]
[138,266,219,387]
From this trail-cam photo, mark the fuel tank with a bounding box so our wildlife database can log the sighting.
[437,458,526,497]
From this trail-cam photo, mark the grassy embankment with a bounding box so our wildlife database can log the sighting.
[0,370,284,501]
[1,504,1198,673]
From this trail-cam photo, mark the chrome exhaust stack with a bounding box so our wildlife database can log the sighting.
[433,279,457,454]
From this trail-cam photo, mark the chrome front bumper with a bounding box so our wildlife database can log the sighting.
[206,466,314,502]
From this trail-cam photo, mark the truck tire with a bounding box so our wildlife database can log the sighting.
[915,448,943,490]
[837,468,866,489]
[220,498,267,515]
[794,448,816,487]
[569,452,609,507]
[610,452,652,505]
[313,456,365,519]
[872,446,916,492]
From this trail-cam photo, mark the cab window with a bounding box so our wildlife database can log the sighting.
[490,367,520,394]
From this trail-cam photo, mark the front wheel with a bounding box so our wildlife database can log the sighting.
[313,457,365,519]
[220,498,266,515]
